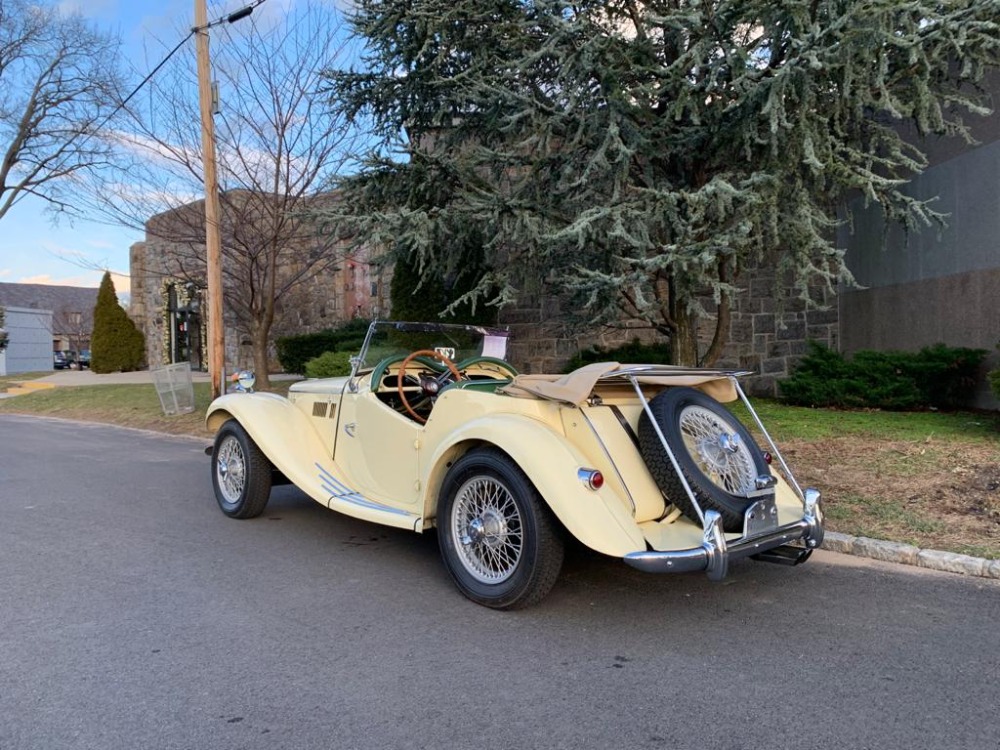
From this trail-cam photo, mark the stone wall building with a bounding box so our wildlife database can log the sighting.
[129,192,386,372]
[837,75,1000,408]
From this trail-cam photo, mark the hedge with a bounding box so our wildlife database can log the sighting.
[779,341,987,410]
[275,319,369,374]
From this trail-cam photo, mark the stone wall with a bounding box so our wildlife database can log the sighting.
[499,268,839,395]
[726,270,840,397]
[129,197,385,372]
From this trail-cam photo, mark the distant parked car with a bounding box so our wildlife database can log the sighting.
[78,350,91,369]
[54,350,81,369]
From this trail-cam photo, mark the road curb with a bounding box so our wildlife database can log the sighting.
[824,531,1000,579]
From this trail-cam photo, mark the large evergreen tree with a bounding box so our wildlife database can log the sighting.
[91,272,144,373]
[325,0,999,365]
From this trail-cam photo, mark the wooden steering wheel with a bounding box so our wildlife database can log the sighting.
[397,349,464,423]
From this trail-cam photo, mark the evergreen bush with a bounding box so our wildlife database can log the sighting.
[304,351,353,378]
[780,342,987,410]
[563,338,672,373]
[275,318,369,374]
[90,272,145,373]
[989,368,1000,401]
[989,345,1000,403]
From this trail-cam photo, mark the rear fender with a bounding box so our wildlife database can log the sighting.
[424,415,645,557]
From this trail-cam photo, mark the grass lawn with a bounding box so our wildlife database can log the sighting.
[732,401,1000,559]
[2,382,997,558]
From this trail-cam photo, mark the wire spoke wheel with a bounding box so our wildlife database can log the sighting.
[638,387,772,532]
[211,420,272,519]
[216,435,247,504]
[437,449,564,609]
[678,405,758,496]
[451,476,524,584]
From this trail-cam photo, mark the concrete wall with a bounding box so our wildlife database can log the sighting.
[838,132,1000,408]
[2,307,54,374]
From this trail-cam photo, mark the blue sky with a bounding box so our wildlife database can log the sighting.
[0,0,309,293]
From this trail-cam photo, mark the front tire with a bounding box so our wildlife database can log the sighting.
[437,449,564,610]
[211,420,272,519]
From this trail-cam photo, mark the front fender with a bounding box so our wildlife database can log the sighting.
[206,393,330,495]
[425,415,646,557]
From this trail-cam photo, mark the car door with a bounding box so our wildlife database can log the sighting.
[334,387,421,506]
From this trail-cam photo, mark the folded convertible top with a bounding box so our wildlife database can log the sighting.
[500,362,745,405]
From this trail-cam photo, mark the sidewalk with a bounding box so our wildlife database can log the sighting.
[35,368,213,386]
[28,369,301,387]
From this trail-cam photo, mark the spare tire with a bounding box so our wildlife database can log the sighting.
[638,386,772,532]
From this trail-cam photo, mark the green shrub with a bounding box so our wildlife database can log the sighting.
[563,338,671,373]
[304,351,354,378]
[989,343,1000,402]
[989,368,1000,401]
[780,341,987,410]
[276,318,369,374]
[91,272,145,373]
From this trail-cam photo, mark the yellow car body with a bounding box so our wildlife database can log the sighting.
[207,321,823,609]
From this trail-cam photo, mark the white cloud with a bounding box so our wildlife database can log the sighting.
[17,270,130,293]
[0,269,11,278]
[18,273,98,287]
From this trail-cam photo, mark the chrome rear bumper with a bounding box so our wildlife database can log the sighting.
[623,489,824,580]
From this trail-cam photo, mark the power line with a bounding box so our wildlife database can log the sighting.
[17,0,270,213]
[110,0,270,128]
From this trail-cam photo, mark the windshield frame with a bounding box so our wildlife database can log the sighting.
[349,320,512,384]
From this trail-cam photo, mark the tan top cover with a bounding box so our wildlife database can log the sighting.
[500,362,737,405]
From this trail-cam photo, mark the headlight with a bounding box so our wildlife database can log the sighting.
[236,370,256,392]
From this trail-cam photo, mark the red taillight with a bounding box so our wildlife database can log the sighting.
[763,451,773,465]
[578,468,604,490]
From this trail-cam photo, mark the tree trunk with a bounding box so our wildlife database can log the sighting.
[252,321,272,391]
[670,307,700,366]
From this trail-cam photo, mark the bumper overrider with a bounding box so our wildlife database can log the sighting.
[623,488,824,580]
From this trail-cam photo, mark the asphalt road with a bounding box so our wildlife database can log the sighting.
[1,415,998,750]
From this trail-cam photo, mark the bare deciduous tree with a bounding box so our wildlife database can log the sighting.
[0,0,125,222]
[91,2,363,389]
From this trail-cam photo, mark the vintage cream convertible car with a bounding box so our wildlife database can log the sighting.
[207,321,823,609]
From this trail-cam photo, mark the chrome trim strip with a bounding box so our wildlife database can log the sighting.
[315,463,415,518]
[579,410,636,514]
[600,366,755,380]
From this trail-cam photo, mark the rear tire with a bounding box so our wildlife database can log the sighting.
[437,448,564,610]
[638,387,771,532]
[211,420,272,519]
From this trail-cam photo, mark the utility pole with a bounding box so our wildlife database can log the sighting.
[194,0,225,398]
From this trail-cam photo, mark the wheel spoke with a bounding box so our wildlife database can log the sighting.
[451,475,523,584]
[216,436,246,504]
[678,405,757,496]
